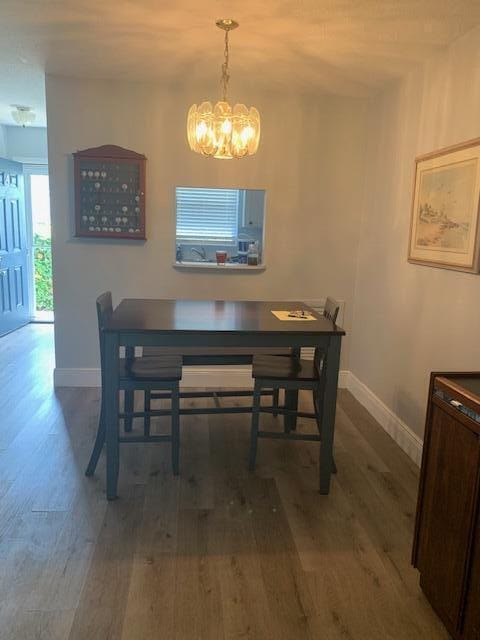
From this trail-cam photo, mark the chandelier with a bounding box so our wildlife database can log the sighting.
[11,105,36,127]
[187,19,260,159]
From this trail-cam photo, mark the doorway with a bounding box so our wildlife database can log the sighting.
[24,165,53,322]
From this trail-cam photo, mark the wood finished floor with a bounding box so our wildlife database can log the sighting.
[0,324,448,640]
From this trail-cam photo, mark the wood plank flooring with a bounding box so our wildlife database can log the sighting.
[0,324,449,639]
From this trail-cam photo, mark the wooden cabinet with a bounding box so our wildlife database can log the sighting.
[413,373,480,639]
[464,513,480,638]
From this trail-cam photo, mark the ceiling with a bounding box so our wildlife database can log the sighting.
[1,0,480,127]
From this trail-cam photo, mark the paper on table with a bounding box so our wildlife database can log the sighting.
[271,310,317,321]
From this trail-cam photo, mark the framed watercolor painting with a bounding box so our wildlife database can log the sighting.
[408,137,480,273]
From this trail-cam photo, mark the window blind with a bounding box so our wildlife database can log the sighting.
[176,187,239,244]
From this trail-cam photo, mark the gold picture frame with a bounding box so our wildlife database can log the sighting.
[408,137,480,273]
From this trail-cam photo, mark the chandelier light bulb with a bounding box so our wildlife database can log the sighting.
[187,20,261,159]
[221,119,232,134]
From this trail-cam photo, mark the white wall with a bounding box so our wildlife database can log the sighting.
[2,125,48,162]
[350,25,480,439]
[46,76,368,372]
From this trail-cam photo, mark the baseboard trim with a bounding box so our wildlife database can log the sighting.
[54,367,350,390]
[54,368,101,387]
[345,371,423,466]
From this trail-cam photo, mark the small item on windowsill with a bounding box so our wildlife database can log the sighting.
[247,242,259,266]
[271,310,317,321]
[216,250,227,265]
[238,235,253,263]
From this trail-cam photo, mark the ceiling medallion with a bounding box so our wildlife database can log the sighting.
[187,19,260,159]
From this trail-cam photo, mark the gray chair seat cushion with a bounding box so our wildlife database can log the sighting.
[120,356,182,381]
[252,355,318,381]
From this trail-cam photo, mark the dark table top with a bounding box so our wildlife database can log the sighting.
[105,299,346,335]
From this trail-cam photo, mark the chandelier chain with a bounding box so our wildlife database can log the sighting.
[187,19,260,159]
[221,30,230,102]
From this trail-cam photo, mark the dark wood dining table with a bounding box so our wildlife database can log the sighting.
[103,299,345,500]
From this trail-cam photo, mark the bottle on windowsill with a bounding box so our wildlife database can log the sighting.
[247,242,259,266]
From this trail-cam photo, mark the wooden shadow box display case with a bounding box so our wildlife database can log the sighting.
[413,372,480,639]
[73,145,146,240]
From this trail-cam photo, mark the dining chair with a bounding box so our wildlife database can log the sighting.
[248,298,340,487]
[85,292,182,478]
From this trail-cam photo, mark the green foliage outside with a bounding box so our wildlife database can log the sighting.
[34,233,53,311]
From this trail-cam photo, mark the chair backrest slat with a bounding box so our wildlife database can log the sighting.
[314,297,340,377]
[323,297,339,324]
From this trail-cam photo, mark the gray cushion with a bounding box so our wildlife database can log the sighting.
[120,356,182,380]
[252,355,318,381]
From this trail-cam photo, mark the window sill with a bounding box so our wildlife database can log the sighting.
[173,261,266,272]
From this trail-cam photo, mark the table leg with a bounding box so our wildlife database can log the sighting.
[319,336,341,494]
[105,331,120,501]
[284,347,300,432]
[284,389,299,432]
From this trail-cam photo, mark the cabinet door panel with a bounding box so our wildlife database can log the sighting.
[463,515,480,638]
[417,403,480,632]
